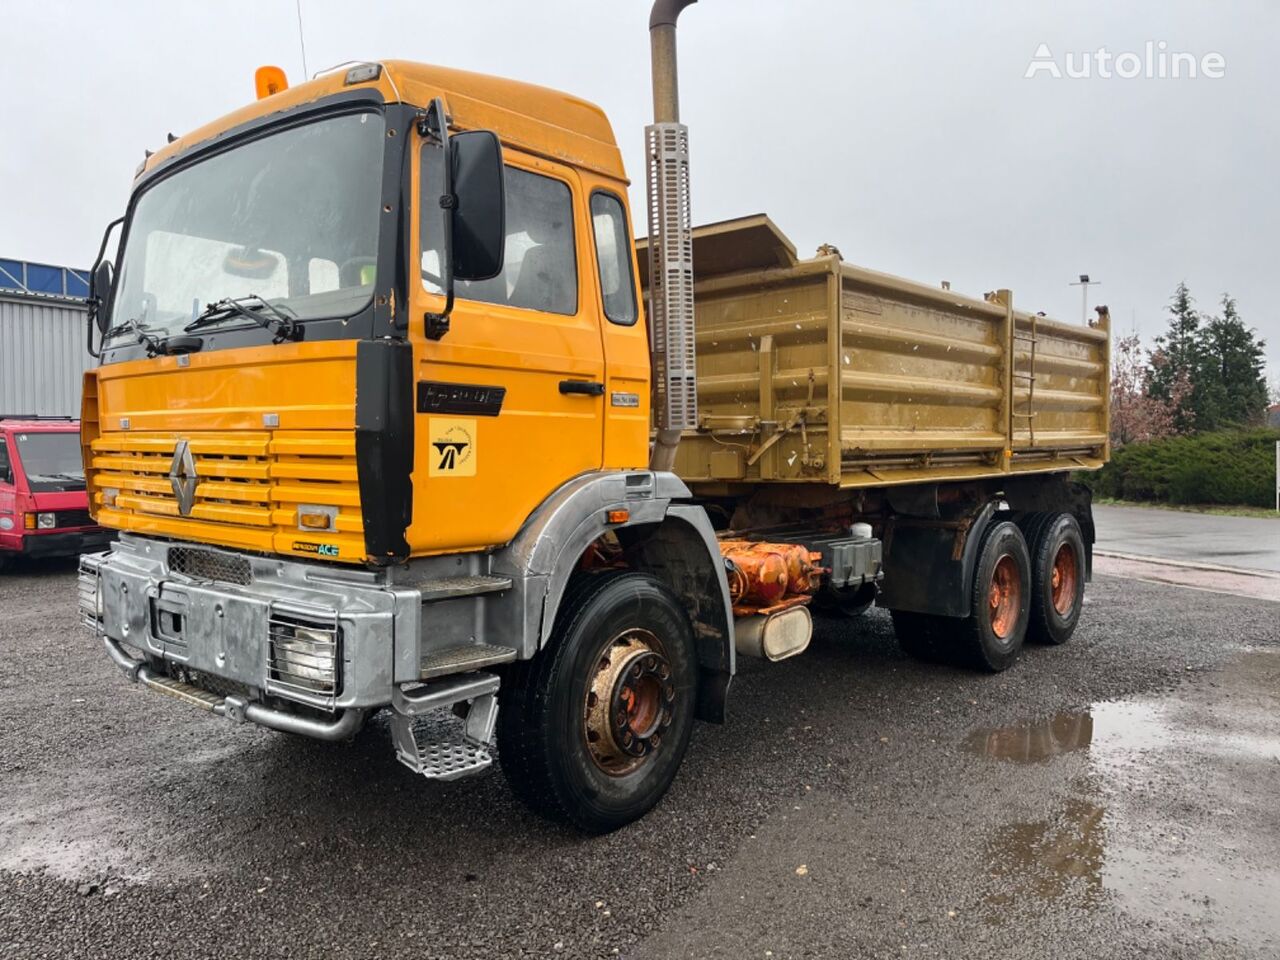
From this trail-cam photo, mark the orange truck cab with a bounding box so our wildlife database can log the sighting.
[78,55,738,833]
[0,417,111,569]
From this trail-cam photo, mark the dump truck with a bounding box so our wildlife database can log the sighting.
[78,1,1109,831]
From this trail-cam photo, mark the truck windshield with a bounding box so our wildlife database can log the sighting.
[106,111,385,350]
[14,432,85,491]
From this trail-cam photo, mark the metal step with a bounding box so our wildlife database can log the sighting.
[419,643,517,680]
[414,574,513,603]
[389,674,500,782]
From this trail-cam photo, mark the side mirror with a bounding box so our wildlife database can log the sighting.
[449,131,505,282]
[91,260,114,335]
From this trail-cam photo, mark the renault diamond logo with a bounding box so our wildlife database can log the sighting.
[168,439,199,516]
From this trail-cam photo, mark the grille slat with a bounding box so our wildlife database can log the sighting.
[88,431,361,545]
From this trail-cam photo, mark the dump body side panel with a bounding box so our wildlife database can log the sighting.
[640,216,1109,492]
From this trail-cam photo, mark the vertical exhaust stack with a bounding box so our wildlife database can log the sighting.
[647,0,698,473]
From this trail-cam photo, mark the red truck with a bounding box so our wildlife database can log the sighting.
[0,417,112,570]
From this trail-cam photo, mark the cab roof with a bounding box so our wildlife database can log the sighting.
[143,60,627,182]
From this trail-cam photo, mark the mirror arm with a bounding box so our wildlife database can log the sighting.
[87,216,124,359]
[422,98,456,342]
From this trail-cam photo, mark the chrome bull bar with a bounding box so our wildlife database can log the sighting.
[100,632,367,741]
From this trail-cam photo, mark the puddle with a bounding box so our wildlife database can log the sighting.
[966,711,1093,763]
[970,649,1280,947]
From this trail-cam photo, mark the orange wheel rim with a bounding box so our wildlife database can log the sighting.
[1050,543,1078,616]
[988,555,1021,639]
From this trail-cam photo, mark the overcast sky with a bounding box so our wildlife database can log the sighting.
[2,1,1275,374]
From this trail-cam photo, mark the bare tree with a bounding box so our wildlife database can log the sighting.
[1110,334,1193,445]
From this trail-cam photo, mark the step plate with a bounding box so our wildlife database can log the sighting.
[390,712,495,782]
[415,575,513,603]
[414,740,493,781]
[419,643,517,680]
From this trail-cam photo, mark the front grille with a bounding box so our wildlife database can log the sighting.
[86,431,362,556]
[56,509,94,529]
[267,602,341,710]
[169,546,252,586]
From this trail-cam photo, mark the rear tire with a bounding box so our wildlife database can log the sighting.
[956,520,1031,672]
[1019,512,1086,645]
[497,572,697,833]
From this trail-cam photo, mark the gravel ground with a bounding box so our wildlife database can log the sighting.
[1,557,1277,960]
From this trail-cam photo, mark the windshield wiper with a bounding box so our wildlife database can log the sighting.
[185,295,301,342]
[101,317,173,357]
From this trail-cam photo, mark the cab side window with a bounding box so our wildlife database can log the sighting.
[590,192,638,326]
[0,438,11,484]
[421,150,578,316]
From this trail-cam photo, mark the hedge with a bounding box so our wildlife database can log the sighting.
[1080,428,1280,508]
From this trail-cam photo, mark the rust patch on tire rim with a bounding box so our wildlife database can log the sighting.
[1051,542,1079,616]
[584,628,675,776]
[989,554,1022,639]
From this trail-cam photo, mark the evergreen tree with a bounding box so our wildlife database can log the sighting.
[1147,282,1201,432]
[1197,294,1269,427]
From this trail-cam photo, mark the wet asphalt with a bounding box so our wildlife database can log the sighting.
[1093,504,1280,573]
[1,556,1277,960]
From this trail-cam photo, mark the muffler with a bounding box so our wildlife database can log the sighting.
[735,605,814,662]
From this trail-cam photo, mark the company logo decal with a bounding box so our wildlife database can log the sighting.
[168,439,199,516]
[293,541,340,557]
[428,418,477,477]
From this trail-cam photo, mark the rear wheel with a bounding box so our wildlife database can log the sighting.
[1019,512,1086,645]
[957,520,1031,672]
[497,572,697,833]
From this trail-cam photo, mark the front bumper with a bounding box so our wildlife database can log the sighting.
[13,529,114,559]
[80,535,419,734]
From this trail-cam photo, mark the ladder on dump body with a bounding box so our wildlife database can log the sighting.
[1012,314,1038,448]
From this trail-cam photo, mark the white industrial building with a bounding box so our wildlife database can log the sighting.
[0,258,93,418]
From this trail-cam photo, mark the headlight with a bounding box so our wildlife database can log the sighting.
[37,512,56,529]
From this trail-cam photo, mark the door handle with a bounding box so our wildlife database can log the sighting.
[559,380,604,396]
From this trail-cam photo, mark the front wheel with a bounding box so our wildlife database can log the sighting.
[497,572,698,833]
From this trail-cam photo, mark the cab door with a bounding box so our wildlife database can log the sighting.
[407,144,605,555]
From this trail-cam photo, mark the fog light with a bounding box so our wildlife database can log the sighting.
[77,556,103,628]
[268,610,340,704]
[37,512,56,529]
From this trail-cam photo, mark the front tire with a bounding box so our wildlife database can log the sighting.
[497,572,697,833]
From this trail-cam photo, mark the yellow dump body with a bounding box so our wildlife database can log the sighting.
[639,215,1110,491]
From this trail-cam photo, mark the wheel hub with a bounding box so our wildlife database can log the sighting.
[1050,542,1078,615]
[584,629,675,775]
[988,554,1021,639]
